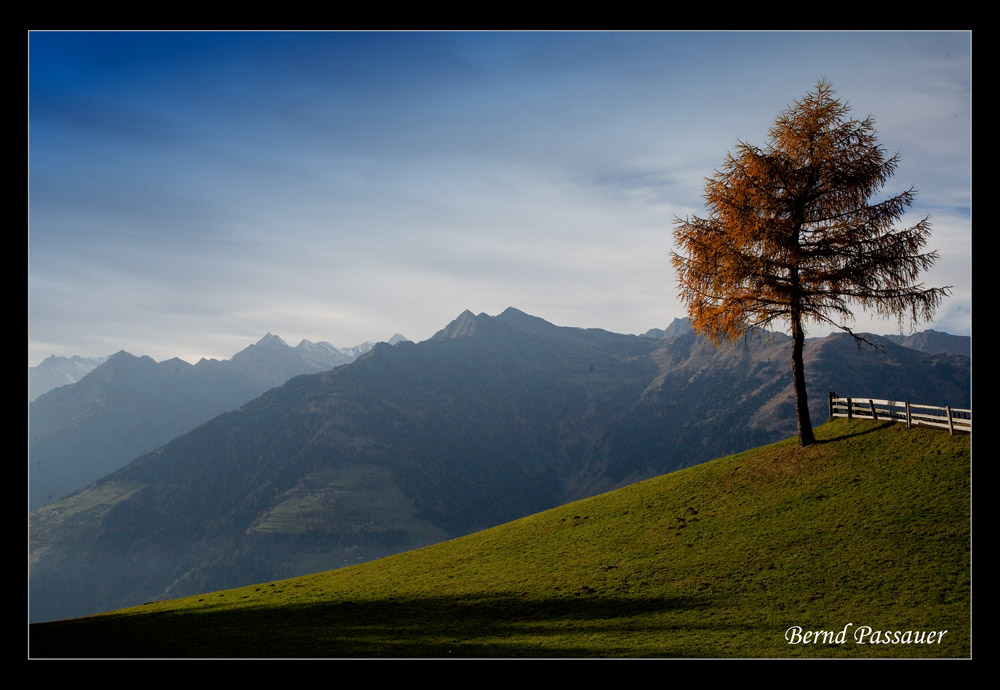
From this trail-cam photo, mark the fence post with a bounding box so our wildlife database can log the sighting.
[869,399,877,421]
[946,406,954,435]
[905,401,911,429]
[846,398,852,421]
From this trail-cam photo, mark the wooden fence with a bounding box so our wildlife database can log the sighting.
[828,392,971,435]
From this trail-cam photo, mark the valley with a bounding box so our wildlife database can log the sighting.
[28,309,971,625]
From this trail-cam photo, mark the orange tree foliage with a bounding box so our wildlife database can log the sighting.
[672,81,949,446]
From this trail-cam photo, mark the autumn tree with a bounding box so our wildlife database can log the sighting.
[671,80,949,447]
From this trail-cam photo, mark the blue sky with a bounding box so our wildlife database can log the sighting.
[28,31,971,365]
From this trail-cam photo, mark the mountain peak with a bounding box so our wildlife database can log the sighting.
[432,310,487,340]
[642,318,693,339]
[498,306,529,319]
[104,350,157,366]
[255,333,288,348]
[663,317,692,337]
[496,307,559,334]
[28,354,108,402]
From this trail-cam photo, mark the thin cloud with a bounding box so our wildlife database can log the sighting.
[28,31,971,365]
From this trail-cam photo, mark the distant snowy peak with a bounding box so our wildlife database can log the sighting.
[29,330,410,404]
[338,341,384,358]
[28,355,108,401]
[31,354,107,376]
[240,331,411,365]
[295,335,408,360]
[294,339,333,354]
[344,343,376,357]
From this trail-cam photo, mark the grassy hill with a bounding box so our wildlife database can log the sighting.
[29,419,970,658]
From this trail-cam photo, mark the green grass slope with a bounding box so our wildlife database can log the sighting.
[30,419,970,658]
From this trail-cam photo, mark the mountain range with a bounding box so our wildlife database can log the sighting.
[28,308,970,623]
[28,333,407,509]
[28,355,107,402]
[881,329,971,358]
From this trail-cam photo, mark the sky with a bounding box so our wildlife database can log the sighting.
[28,31,972,366]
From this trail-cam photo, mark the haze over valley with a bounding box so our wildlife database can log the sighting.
[29,309,970,623]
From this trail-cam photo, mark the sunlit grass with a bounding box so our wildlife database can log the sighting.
[31,419,970,658]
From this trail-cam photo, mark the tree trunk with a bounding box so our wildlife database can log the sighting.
[791,318,815,447]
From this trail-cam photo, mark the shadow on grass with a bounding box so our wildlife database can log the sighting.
[818,420,898,444]
[30,592,716,658]
[820,418,971,445]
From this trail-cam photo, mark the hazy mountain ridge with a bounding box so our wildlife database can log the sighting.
[881,329,971,358]
[28,333,408,509]
[28,355,107,402]
[641,316,693,340]
[29,308,969,623]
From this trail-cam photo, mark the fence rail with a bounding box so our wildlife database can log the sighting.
[828,392,971,435]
